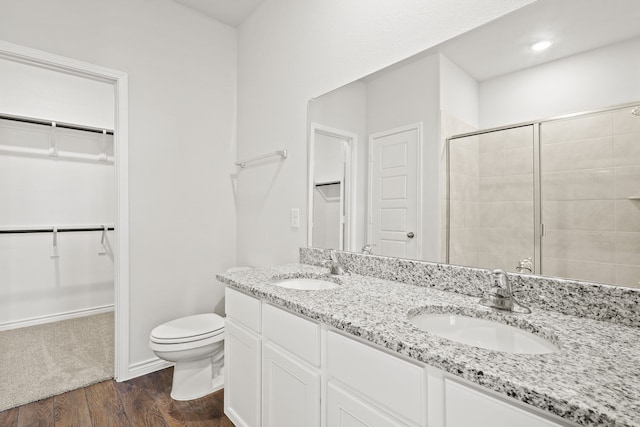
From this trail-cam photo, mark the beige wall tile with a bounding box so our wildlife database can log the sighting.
[615,264,640,288]
[477,251,507,271]
[504,174,534,202]
[479,176,505,201]
[541,120,573,144]
[504,126,533,150]
[615,199,640,232]
[615,166,640,199]
[542,169,614,201]
[505,146,533,175]
[503,201,534,229]
[542,136,613,172]
[613,108,640,134]
[543,200,615,231]
[478,130,505,153]
[478,201,505,228]
[476,227,506,254]
[615,231,640,266]
[479,149,505,177]
[614,132,640,167]
[543,229,615,263]
[570,112,612,140]
[543,258,616,284]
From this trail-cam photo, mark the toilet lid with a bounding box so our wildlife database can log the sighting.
[150,313,225,344]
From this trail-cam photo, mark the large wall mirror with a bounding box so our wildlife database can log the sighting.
[307,0,640,288]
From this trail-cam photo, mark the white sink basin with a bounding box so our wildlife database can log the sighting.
[273,278,340,290]
[409,313,559,355]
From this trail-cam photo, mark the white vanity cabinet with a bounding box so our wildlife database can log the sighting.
[326,330,427,427]
[224,288,262,427]
[261,303,321,427]
[224,287,573,427]
[224,288,321,427]
[442,378,563,427]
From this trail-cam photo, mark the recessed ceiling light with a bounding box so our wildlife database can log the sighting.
[531,40,553,51]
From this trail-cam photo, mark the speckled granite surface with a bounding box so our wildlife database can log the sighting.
[217,260,640,427]
[300,247,640,328]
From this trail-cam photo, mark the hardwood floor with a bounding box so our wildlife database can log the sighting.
[0,367,234,426]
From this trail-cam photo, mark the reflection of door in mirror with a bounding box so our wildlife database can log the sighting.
[308,124,357,250]
[369,125,421,259]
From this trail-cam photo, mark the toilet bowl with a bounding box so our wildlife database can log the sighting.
[149,313,225,401]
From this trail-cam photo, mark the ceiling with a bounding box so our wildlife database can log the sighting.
[173,0,263,27]
[435,0,640,81]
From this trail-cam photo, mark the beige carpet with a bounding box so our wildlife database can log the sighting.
[0,312,114,411]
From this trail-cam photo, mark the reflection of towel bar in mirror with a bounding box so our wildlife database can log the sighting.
[235,149,287,168]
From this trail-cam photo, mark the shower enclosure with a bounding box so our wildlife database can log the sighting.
[448,103,640,287]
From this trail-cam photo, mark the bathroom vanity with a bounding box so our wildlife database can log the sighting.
[218,249,640,427]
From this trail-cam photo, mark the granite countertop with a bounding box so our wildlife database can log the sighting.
[217,263,640,427]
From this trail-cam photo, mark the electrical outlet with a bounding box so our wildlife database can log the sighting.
[290,208,300,228]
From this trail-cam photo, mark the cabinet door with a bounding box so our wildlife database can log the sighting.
[327,382,406,427]
[262,342,320,427]
[225,319,261,427]
[445,379,562,427]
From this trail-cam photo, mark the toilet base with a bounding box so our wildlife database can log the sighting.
[170,358,224,401]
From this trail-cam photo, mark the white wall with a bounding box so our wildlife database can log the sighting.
[0,0,237,370]
[308,81,367,250]
[479,37,640,128]
[236,0,537,266]
[366,54,441,260]
[439,54,479,129]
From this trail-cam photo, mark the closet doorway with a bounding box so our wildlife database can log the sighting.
[0,41,129,410]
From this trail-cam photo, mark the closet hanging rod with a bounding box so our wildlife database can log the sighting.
[0,113,114,135]
[0,226,115,234]
[235,149,287,168]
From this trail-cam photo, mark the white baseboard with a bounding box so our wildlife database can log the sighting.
[0,304,115,331]
[123,357,174,381]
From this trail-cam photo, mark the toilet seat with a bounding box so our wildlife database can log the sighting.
[150,313,224,345]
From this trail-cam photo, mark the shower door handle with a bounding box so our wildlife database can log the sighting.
[407,232,415,239]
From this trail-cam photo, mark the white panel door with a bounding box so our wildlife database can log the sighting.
[369,125,420,258]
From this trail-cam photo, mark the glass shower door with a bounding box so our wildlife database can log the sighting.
[449,125,535,273]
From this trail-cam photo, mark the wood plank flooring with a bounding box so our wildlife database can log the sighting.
[0,367,234,426]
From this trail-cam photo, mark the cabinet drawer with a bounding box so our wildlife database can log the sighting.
[226,287,261,333]
[327,331,426,426]
[445,379,562,427]
[262,303,320,366]
[327,382,406,427]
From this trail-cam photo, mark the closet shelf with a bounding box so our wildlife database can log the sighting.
[0,225,115,234]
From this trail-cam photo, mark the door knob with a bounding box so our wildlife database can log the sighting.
[407,232,415,239]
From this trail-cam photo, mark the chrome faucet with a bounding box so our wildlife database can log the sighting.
[324,250,349,275]
[516,257,533,274]
[479,269,531,314]
[361,244,375,255]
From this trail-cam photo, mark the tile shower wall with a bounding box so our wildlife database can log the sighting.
[541,107,640,287]
[449,125,535,272]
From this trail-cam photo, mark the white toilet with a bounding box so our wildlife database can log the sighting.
[149,313,225,400]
